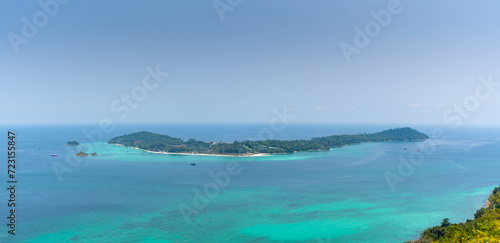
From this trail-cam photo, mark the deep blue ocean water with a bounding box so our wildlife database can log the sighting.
[0,123,499,242]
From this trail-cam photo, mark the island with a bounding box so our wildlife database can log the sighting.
[75,151,97,157]
[408,186,500,242]
[108,127,428,156]
[66,141,80,146]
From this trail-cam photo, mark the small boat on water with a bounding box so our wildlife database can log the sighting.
[51,154,58,156]
[190,163,196,166]
[403,148,407,150]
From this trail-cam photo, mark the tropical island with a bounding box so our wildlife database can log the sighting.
[66,141,80,146]
[75,151,97,157]
[408,186,500,242]
[108,127,428,156]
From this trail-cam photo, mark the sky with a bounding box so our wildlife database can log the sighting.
[1,0,500,125]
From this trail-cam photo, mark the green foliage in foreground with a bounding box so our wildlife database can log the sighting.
[108,127,428,155]
[409,186,500,243]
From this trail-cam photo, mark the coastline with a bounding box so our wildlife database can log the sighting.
[112,144,270,157]
[409,185,500,242]
[106,128,428,158]
[106,128,428,159]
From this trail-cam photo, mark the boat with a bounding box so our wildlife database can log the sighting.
[190,163,196,166]
[403,148,407,150]
[51,154,58,156]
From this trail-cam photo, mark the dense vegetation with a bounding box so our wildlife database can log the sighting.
[108,127,428,155]
[409,186,500,242]
[75,151,97,157]
[66,141,80,145]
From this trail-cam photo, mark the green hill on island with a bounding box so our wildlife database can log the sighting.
[108,127,428,156]
[408,186,500,242]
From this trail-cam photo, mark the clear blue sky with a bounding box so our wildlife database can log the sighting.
[2,0,500,125]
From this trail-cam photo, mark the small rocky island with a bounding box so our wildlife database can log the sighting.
[66,141,80,146]
[108,127,428,156]
[75,151,97,157]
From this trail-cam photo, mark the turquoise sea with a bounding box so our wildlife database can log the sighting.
[0,123,499,242]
